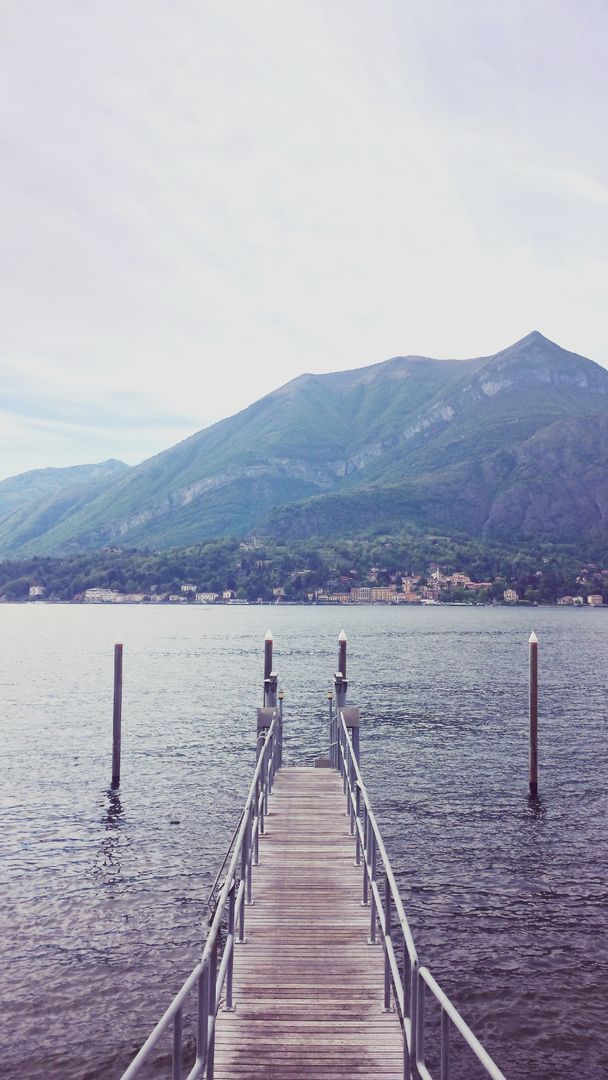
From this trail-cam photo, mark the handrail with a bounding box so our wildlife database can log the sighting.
[417,966,507,1080]
[121,688,506,1080]
[336,707,506,1080]
[120,708,281,1080]
[336,712,418,1075]
[203,807,245,920]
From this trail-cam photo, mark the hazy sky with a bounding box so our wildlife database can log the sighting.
[1,1,607,480]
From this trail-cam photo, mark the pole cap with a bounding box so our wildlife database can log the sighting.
[529,630,538,644]
[338,630,347,642]
[265,629,273,642]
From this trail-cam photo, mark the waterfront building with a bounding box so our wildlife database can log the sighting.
[351,587,372,603]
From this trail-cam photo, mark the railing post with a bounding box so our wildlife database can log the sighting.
[362,806,369,905]
[369,830,377,944]
[328,691,334,767]
[410,961,418,1072]
[207,941,217,1080]
[403,940,411,1024]
[416,968,425,1074]
[172,1006,182,1080]
[225,882,236,1011]
[342,706,361,769]
[257,772,265,841]
[239,827,248,941]
[278,689,284,767]
[384,874,393,1010]
[246,804,253,904]
[355,784,361,864]
[441,1006,451,1080]
[197,959,209,1070]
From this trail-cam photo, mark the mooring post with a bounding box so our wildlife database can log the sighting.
[334,630,349,708]
[267,673,278,708]
[263,629,278,707]
[263,629,272,704]
[334,633,349,784]
[529,630,538,795]
[338,629,347,680]
[111,639,123,789]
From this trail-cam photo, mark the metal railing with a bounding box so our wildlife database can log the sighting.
[336,705,507,1080]
[121,679,505,1080]
[120,708,282,1080]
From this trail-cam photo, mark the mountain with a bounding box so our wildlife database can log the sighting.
[0,460,130,553]
[1,332,608,556]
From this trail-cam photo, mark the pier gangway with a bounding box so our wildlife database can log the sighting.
[120,637,507,1080]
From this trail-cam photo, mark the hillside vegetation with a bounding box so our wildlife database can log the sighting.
[1,332,608,556]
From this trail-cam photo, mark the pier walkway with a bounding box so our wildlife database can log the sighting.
[213,766,403,1079]
[121,638,507,1080]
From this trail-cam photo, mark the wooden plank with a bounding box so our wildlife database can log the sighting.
[212,766,404,1080]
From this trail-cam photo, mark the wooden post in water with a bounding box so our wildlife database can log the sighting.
[529,631,538,796]
[334,633,349,774]
[111,640,123,789]
[264,629,273,680]
[262,629,278,711]
[263,629,273,706]
[335,631,348,713]
[338,629,347,680]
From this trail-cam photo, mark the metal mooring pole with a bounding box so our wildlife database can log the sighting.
[334,632,348,776]
[263,629,273,705]
[529,631,538,796]
[338,629,347,681]
[111,640,123,789]
[335,630,348,710]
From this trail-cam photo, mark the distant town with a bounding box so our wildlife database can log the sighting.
[22,561,607,607]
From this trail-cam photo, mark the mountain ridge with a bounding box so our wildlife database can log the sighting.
[1,332,608,556]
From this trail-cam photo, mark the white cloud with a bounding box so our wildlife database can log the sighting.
[0,0,606,479]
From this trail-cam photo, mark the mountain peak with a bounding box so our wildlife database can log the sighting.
[521,329,548,344]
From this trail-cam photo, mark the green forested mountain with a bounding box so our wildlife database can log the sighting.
[1,332,608,556]
[0,460,130,553]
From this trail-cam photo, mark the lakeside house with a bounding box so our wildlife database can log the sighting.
[84,587,119,602]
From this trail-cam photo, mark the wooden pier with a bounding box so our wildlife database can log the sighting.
[121,633,506,1080]
[213,766,404,1079]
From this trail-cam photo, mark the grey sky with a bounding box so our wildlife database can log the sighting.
[1,1,607,480]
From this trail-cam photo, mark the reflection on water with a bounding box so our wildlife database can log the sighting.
[1,603,607,1079]
[91,790,129,887]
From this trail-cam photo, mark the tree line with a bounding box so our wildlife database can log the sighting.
[0,530,606,603]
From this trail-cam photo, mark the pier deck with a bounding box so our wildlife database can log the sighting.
[213,766,403,1079]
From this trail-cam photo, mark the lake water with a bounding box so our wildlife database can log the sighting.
[1,603,607,1079]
